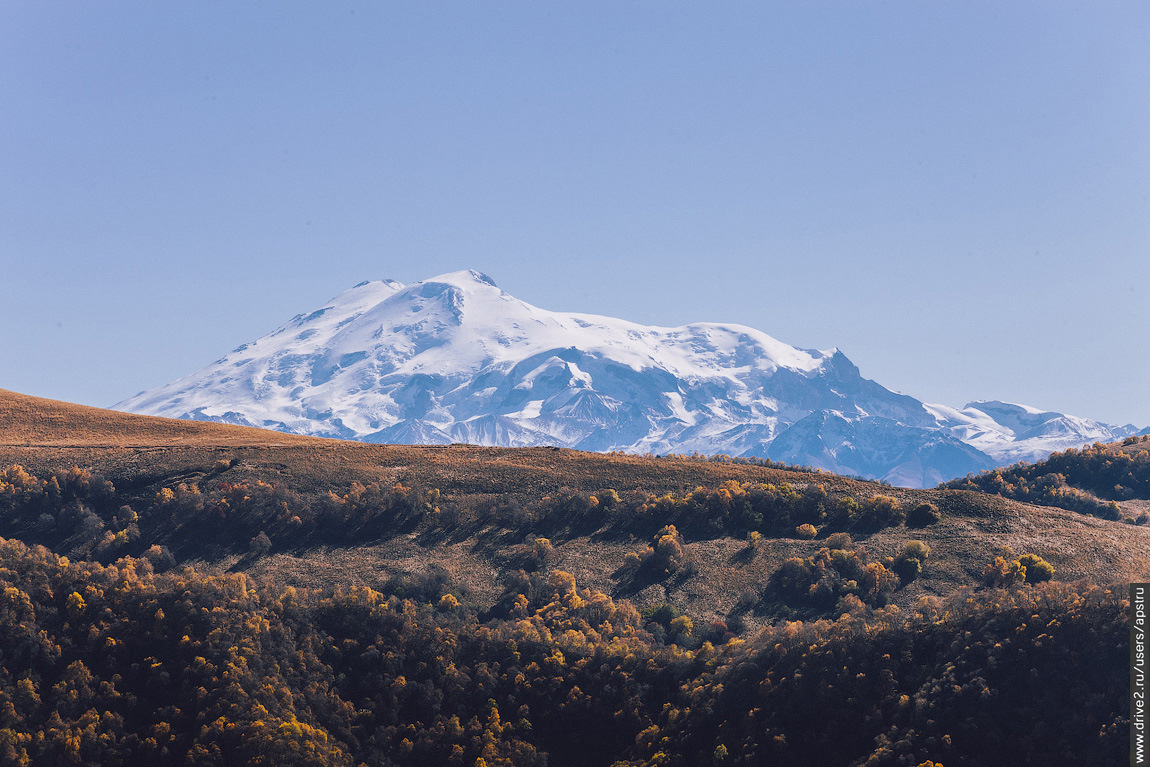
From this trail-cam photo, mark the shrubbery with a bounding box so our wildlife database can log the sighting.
[946,441,1150,518]
[1,466,937,573]
[766,538,899,613]
[893,540,931,583]
[907,501,941,527]
[0,537,1115,766]
[982,548,1056,587]
[0,455,1127,767]
[617,525,693,589]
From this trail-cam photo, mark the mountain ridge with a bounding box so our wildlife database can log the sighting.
[115,270,1145,486]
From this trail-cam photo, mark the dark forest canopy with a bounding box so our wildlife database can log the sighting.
[0,537,1129,767]
[0,453,1139,766]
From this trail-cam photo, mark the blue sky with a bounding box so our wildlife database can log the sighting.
[3,2,1148,425]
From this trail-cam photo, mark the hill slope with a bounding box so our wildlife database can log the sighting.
[0,387,870,498]
[4,387,1148,621]
[946,434,1150,522]
[0,388,1143,766]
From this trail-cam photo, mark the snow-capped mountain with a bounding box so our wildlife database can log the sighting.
[927,400,1143,465]
[115,270,1145,487]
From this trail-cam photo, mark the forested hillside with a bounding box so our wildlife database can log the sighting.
[0,391,1143,765]
[0,537,1128,766]
[945,435,1150,522]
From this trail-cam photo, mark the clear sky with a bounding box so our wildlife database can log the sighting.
[3,2,1148,426]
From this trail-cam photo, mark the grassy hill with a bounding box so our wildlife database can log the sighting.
[0,388,1143,765]
[0,388,867,497]
[4,388,1147,621]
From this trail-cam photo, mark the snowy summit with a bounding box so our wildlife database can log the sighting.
[116,270,1145,487]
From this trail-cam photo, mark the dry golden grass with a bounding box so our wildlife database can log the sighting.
[0,387,324,447]
[0,387,871,500]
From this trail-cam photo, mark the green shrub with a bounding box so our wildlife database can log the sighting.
[794,523,817,539]
[893,540,931,583]
[984,551,1054,586]
[595,488,621,509]
[669,615,693,639]
[1017,553,1055,583]
[775,557,813,599]
[642,602,681,628]
[825,531,853,550]
[855,495,905,529]
[907,502,941,527]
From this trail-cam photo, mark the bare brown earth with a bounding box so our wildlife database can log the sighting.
[4,387,1149,629]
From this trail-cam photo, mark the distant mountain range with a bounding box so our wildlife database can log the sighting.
[115,270,1146,487]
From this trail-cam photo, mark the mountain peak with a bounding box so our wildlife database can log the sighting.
[114,271,1145,487]
[418,269,498,290]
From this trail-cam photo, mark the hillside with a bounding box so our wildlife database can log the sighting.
[945,434,1150,523]
[0,388,1144,765]
[4,388,1148,615]
[0,387,325,448]
[0,388,875,500]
